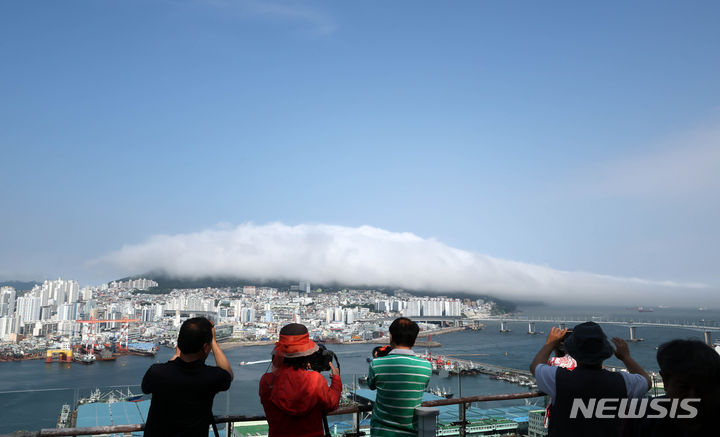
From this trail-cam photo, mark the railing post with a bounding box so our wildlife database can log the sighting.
[459,402,467,437]
[415,407,439,437]
[353,411,360,435]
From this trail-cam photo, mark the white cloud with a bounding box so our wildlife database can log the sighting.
[93,222,715,305]
[589,124,720,198]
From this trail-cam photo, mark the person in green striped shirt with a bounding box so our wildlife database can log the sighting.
[367,317,433,436]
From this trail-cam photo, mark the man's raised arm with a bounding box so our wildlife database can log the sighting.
[211,326,234,380]
[612,337,651,389]
[530,327,567,376]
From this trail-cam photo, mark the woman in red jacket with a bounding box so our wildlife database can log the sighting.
[259,323,342,437]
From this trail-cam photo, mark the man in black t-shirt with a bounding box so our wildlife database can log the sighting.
[142,317,234,436]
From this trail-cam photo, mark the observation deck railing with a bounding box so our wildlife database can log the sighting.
[1,391,545,437]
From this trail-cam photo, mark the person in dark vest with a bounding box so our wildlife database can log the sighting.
[531,322,651,437]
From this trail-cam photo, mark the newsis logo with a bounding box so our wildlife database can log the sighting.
[570,398,700,419]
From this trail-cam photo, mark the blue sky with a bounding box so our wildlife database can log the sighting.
[1,1,719,303]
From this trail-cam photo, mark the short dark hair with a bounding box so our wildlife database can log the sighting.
[657,339,720,397]
[389,317,420,348]
[177,317,213,354]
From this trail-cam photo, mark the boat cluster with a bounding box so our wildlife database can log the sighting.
[423,353,490,376]
[77,388,144,405]
[426,386,454,398]
[422,352,539,389]
[489,373,537,388]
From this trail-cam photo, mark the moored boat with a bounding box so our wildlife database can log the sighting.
[127,342,158,356]
[73,353,96,364]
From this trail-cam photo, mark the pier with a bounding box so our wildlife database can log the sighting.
[425,353,537,389]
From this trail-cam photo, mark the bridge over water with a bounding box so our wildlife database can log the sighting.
[383,315,720,332]
[376,315,720,344]
[473,317,720,331]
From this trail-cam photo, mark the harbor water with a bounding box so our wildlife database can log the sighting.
[1,305,718,434]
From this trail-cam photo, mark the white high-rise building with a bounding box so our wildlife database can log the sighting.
[55,286,66,306]
[238,307,256,323]
[404,301,422,317]
[141,307,154,322]
[0,286,16,317]
[57,303,77,321]
[81,287,93,301]
[233,300,243,320]
[423,300,443,317]
[202,298,216,312]
[444,300,462,317]
[108,278,158,291]
[375,300,389,312]
[66,279,79,304]
[38,285,51,306]
[67,285,80,304]
[0,316,16,340]
[154,303,164,321]
[238,308,246,323]
[345,309,356,324]
[15,295,41,324]
[58,320,78,336]
[35,278,80,306]
[333,307,344,323]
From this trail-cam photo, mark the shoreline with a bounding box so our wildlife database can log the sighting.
[217,327,468,349]
[218,340,275,350]
[2,327,474,357]
[0,353,45,362]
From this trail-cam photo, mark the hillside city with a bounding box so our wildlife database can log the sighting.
[0,278,499,359]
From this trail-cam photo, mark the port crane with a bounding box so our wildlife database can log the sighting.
[75,318,140,352]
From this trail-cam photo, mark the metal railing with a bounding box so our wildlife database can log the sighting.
[2,391,544,437]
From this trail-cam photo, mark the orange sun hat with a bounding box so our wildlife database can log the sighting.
[273,323,319,360]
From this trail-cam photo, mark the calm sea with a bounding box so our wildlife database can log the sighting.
[1,305,717,434]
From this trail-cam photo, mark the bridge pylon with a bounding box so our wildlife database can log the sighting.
[627,326,644,342]
[500,321,511,333]
[527,322,538,335]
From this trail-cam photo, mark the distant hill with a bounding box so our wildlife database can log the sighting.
[0,281,41,291]
[119,272,516,312]
[118,273,298,294]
